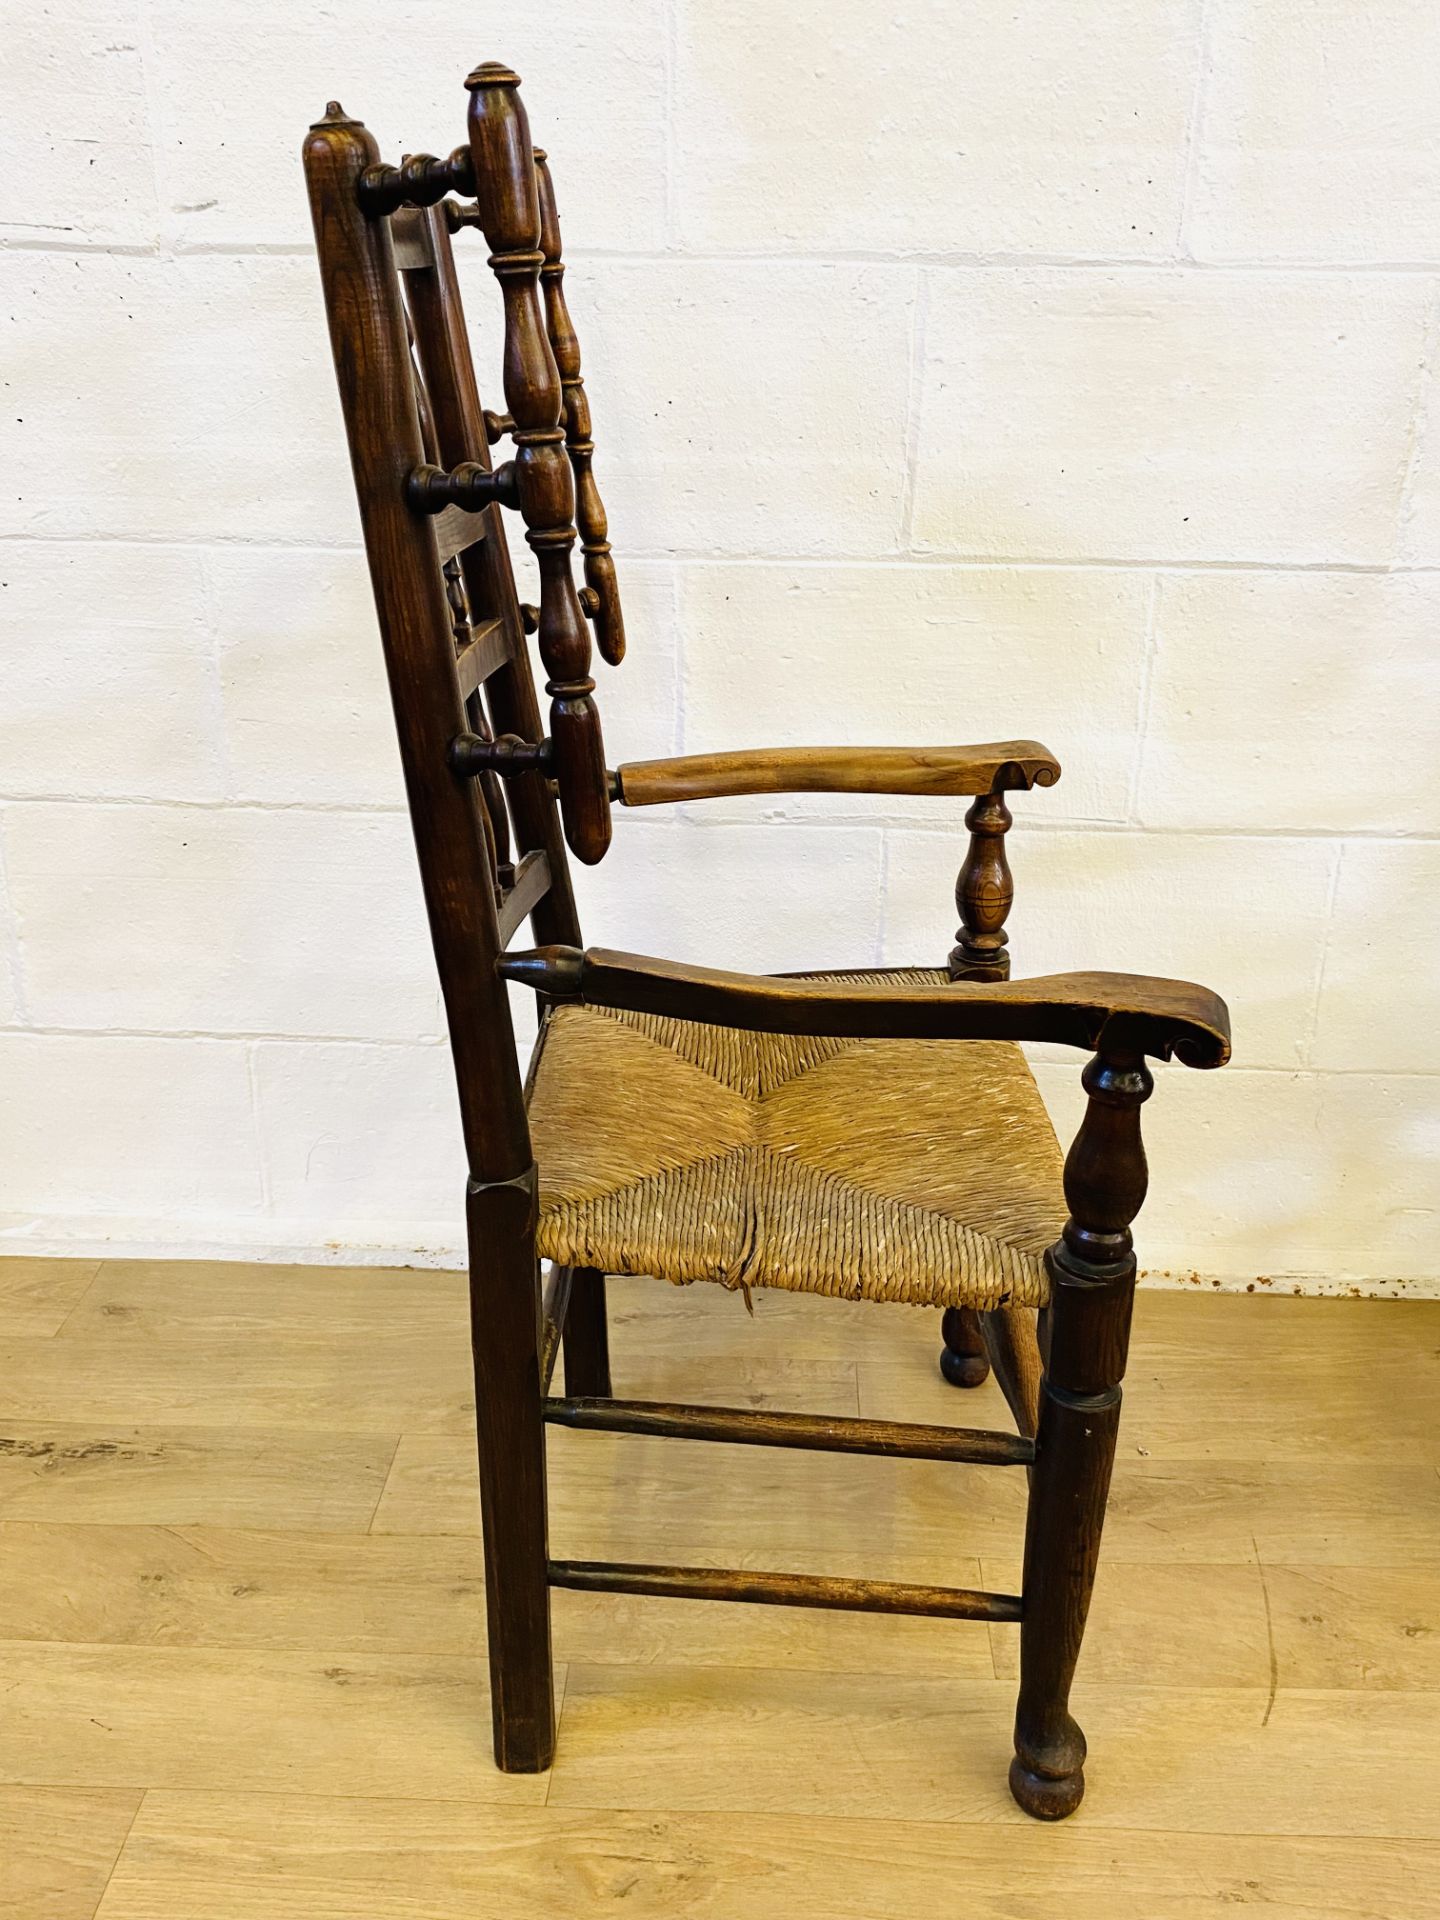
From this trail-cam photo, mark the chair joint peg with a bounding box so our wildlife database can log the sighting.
[578,585,600,618]
[357,146,475,217]
[449,732,553,780]
[518,602,540,634]
[483,409,516,445]
[407,460,518,515]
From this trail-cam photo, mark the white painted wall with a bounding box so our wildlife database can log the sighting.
[2,3,1437,1293]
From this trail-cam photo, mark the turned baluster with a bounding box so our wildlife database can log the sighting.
[533,148,625,666]
[1010,1048,1150,1818]
[465,62,611,865]
[948,788,1013,981]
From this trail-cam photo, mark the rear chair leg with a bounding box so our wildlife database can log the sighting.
[939,1306,990,1387]
[1010,1049,1149,1819]
[467,1169,556,1772]
[563,1265,612,1398]
[979,1305,1043,1439]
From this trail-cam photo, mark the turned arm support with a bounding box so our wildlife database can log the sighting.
[613,741,1060,807]
[498,945,1230,1068]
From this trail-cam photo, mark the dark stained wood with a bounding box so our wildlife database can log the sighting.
[949,789,1014,981]
[407,459,518,514]
[979,1306,1043,1441]
[432,505,491,565]
[306,63,1231,1819]
[499,945,1233,1068]
[356,144,473,216]
[1009,1049,1151,1818]
[467,1168,555,1773]
[454,617,509,698]
[939,1305,991,1388]
[402,199,580,950]
[544,1396,1036,1466]
[615,741,1061,807]
[548,1561,1024,1623]
[561,1266,612,1399]
[539,1262,574,1395]
[465,64,611,865]
[303,105,530,1179]
[534,148,625,667]
[496,849,552,946]
[305,100,558,1778]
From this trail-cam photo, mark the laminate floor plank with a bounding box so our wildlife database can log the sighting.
[92,1793,1440,1920]
[0,1784,141,1920]
[0,1423,396,1530]
[0,1258,1435,1917]
[63,1260,466,1346]
[0,1257,103,1337]
[549,1666,1440,1837]
[0,1641,555,1803]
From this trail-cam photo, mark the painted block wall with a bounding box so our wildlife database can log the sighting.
[2,3,1437,1294]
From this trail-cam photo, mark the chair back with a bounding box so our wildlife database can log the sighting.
[303,67,623,1180]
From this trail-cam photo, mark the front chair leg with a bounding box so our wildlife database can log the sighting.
[467,1168,556,1773]
[1010,1048,1150,1819]
[563,1265,612,1398]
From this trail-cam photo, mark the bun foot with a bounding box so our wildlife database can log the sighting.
[939,1306,990,1388]
[1008,1756,1086,1820]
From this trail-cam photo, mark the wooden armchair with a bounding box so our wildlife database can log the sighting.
[303,64,1230,1820]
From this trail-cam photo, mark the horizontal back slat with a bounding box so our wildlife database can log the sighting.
[456,615,510,697]
[433,504,490,563]
[497,848,552,945]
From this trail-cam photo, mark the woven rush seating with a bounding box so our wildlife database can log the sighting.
[528,971,1065,1312]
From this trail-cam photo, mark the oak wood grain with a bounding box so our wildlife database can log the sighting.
[615,741,1061,806]
[0,1785,141,1920]
[0,1258,101,1337]
[0,1640,556,1802]
[0,1420,395,1529]
[500,946,1232,1066]
[94,1793,1440,1920]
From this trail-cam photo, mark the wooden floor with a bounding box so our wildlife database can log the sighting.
[1,1257,1438,1918]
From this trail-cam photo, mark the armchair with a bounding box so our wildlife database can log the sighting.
[306,61,1230,1820]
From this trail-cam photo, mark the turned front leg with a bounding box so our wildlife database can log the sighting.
[1010,1048,1151,1819]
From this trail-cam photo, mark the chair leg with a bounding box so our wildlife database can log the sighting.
[467,1169,556,1773]
[939,1305,990,1387]
[1009,1050,1149,1820]
[978,1305,1043,1439]
[563,1265,612,1398]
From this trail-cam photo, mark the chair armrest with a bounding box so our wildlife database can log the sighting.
[612,741,1061,807]
[499,945,1230,1069]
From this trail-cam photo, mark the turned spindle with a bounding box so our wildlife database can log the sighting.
[1010,1048,1151,1819]
[533,148,625,667]
[949,788,1013,981]
[465,63,610,865]
[357,146,474,217]
[406,461,518,514]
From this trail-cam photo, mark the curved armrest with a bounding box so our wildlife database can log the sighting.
[613,741,1061,807]
[500,945,1230,1069]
